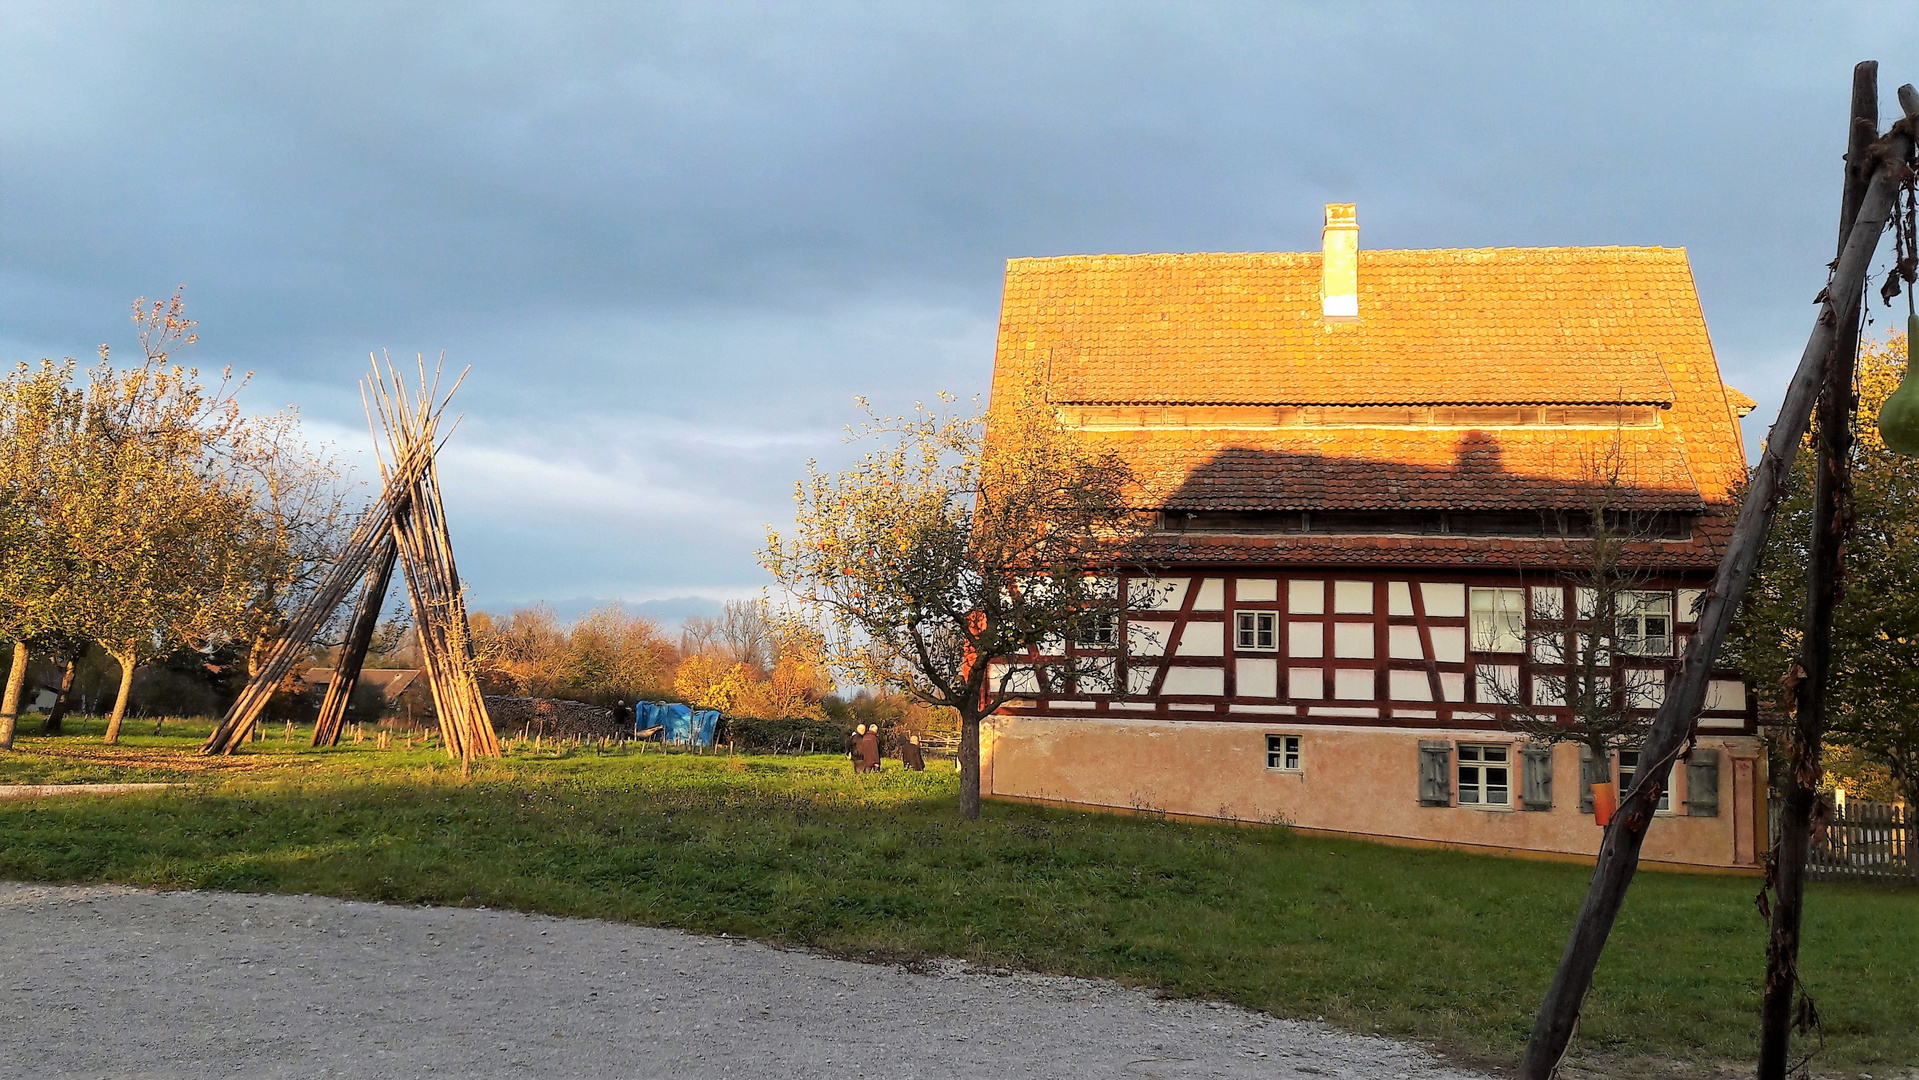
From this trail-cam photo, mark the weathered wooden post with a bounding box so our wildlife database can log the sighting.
[1758,60,1880,1080]
[1520,69,1919,1079]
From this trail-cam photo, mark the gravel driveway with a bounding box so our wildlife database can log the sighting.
[0,882,1490,1079]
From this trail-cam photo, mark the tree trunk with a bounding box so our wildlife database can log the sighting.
[958,710,982,821]
[102,654,136,746]
[1759,60,1878,1080]
[0,640,28,751]
[43,658,77,735]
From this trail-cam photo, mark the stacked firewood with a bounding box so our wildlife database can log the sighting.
[482,696,621,740]
[203,356,499,761]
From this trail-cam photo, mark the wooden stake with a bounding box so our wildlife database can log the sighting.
[1759,60,1879,1080]
[1520,76,1919,1079]
[311,534,398,747]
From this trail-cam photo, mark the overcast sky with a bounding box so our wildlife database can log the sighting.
[5,3,1915,621]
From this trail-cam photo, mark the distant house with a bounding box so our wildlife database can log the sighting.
[303,668,421,706]
[979,204,1764,871]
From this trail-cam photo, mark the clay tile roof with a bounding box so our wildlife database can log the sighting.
[990,244,1750,515]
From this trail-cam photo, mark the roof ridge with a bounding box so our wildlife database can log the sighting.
[1007,246,1689,266]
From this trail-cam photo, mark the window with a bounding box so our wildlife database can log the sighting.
[1457,744,1511,806]
[1469,587,1525,653]
[1073,612,1117,648]
[1617,592,1673,656]
[1235,610,1278,651]
[1266,734,1301,771]
[1616,749,1672,811]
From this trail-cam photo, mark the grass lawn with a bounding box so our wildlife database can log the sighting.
[1,719,1913,1078]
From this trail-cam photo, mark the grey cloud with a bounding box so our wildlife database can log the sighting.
[2,1,1912,601]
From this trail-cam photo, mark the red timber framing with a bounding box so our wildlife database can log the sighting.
[1001,569,1757,736]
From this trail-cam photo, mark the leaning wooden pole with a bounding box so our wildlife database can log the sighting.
[1519,82,1919,1080]
[1758,61,1879,1080]
[311,533,399,748]
[202,444,433,755]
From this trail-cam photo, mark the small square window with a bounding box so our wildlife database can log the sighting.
[1457,743,1511,806]
[1266,733,1301,771]
[1073,612,1117,648]
[1235,610,1278,651]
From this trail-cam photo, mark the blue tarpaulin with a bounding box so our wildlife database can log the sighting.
[636,702,719,746]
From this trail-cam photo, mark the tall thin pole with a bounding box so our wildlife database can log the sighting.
[1519,74,1919,1079]
[311,533,398,747]
[1759,60,1879,1079]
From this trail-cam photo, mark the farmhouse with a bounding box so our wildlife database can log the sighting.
[979,204,1765,871]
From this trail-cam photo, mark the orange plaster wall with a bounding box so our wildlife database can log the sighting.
[981,715,1763,869]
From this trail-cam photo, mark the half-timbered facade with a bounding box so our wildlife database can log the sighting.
[978,204,1766,871]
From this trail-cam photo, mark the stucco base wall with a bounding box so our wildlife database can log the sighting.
[981,715,1763,870]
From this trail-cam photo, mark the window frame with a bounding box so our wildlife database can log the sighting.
[1265,733,1302,772]
[1234,610,1279,652]
[1456,742,1513,808]
[1072,611,1118,649]
[1615,748,1673,812]
[1469,587,1527,654]
[1616,591,1674,657]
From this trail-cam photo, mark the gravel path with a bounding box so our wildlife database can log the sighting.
[0,882,1491,1079]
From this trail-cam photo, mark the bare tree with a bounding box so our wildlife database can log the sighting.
[719,598,773,670]
[1482,449,1678,781]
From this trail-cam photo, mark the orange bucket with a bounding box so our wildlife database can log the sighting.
[1591,782,1618,826]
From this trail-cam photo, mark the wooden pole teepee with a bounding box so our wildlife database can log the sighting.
[203,355,497,760]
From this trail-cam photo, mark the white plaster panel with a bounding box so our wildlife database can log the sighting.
[1146,578,1188,611]
[1176,621,1225,657]
[1288,579,1325,614]
[1162,666,1225,696]
[1127,621,1175,657]
[1333,580,1374,614]
[1421,583,1466,618]
[1698,715,1746,730]
[1706,679,1747,711]
[1235,658,1278,698]
[1679,589,1706,623]
[1333,669,1375,700]
[1388,625,1423,660]
[995,665,1040,695]
[1439,672,1466,702]
[1388,669,1432,701]
[1288,667,1323,699]
[1388,581,1414,617]
[1475,664,1519,704]
[1287,621,1323,658]
[1126,665,1157,696]
[1192,578,1226,611]
[1624,668,1666,709]
[1429,626,1466,664]
[1236,578,1278,602]
[1332,622,1375,659]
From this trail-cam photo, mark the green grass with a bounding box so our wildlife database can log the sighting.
[1,721,1913,1077]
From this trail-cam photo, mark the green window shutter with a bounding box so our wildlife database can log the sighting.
[1418,740,1452,806]
[1579,745,1595,814]
[1686,749,1721,817]
[1521,744,1554,811]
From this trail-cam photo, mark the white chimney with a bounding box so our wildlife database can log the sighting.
[1322,202,1358,322]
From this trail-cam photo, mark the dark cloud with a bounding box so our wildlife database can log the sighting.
[2,2,1910,607]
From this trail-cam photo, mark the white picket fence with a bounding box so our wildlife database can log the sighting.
[1771,798,1916,883]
